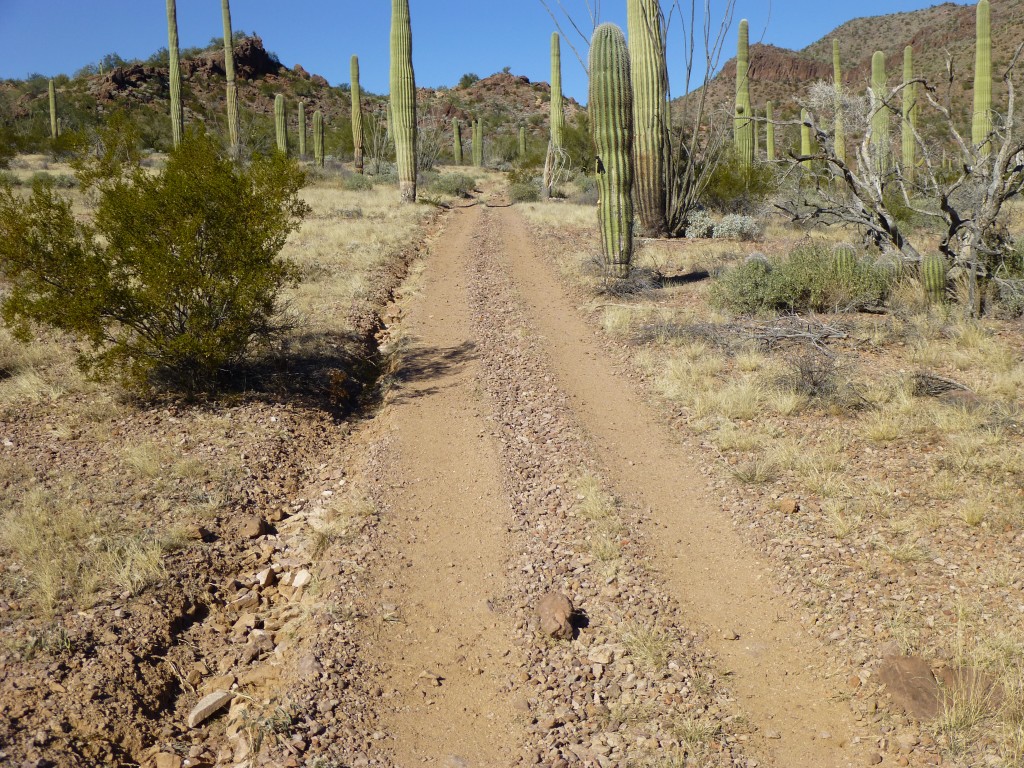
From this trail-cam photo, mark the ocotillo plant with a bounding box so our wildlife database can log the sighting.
[833,39,845,165]
[870,51,889,174]
[275,94,287,154]
[453,120,463,165]
[627,0,668,237]
[973,0,992,154]
[298,101,307,158]
[313,110,325,168]
[519,125,527,158]
[734,19,753,169]
[800,109,812,168]
[765,100,775,161]
[390,0,417,203]
[351,55,364,174]
[166,0,183,148]
[922,253,947,303]
[545,32,565,197]
[221,0,239,157]
[589,23,634,278]
[902,46,917,183]
[48,79,58,139]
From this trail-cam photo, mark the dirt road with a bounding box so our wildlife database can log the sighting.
[347,199,874,767]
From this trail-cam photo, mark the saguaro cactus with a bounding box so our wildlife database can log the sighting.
[922,253,948,303]
[519,125,527,158]
[313,110,325,168]
[351,55,364,174]
[870,51,889,174]
[298,101,307,158]
[275,94,287,154]
[627,0,669,237]
[902,46,917,183]
[221,0,239,157]
[473,120,484,167]
[390,0,417,203]
[833,39,845,165]
[453,120,463,165]
[800,109,812,167]
[734,19,753,169]
[765,100,775,161]
[166,0,183,148]
[973,0,992,154]
[589,23,634,278]
[545,32,565,198]
[48,79,58,139]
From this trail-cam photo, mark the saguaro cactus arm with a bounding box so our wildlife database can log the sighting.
[48,80,58,139]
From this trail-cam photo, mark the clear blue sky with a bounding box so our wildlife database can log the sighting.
[0,1,970,101]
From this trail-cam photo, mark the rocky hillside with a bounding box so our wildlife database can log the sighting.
[695,0,1024,119]
[1,36,581,159]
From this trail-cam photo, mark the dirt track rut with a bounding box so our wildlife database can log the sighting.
[349,199,871,767]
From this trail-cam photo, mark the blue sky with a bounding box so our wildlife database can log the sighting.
[0,1,970,101]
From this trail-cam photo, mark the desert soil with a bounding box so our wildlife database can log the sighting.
[1,182,956,767]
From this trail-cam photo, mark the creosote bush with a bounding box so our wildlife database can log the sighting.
[0,128,309,394]
[429,172,476,198]
[711,242,892,314]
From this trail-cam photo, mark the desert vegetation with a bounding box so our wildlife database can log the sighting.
[2,0,1024,767]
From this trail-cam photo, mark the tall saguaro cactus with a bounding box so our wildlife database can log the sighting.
[298,101,307,158]
[453,120,463,165]
[166,0,183,148]
[765,100,775,161]
[351,55,364,174]
[800,109,812,168]
[390,0,417,203]
[833,39,845,165]
[275,94,287,154]
[627,0,669,237]
[545,32,565,198]
[48,80,58,139]
[519,125,527,158]
[221,0,239,157]
[589,23,634,278]
[473,120,484,167]
[973,0,992,154]
[313,110,325,168]
[870,51,889,174]
[734,19,753,169]
[902,46,917,182]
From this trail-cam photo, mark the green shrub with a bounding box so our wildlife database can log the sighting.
[30,171,76,189]
[430,173,476,198]
[0,128,309,394]
[711,242,891,314]
[701,145,778,214]
[509,180,540,203]
[712,214,762,241]
[341,172,374,191]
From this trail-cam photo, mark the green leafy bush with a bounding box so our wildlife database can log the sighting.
[711,242,892,314]
[509,181,540,203]
[0,129,309,394]
[341,172,374,191]
[430,173,476,198]
[712,214,762,241]
[701,145,778,214]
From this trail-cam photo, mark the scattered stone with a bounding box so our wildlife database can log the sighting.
[723,629,739,641]
[292,569,313,589]
[537,592,574,639]
[186,691,234,728]
[154,754,182,768]
[765,730,781,740]
[876,655,941,720]
[238,515,267,539]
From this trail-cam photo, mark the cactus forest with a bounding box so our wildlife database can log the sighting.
[3,3,1024,768]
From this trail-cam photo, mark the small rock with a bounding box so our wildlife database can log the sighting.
[537,592,574,639]
[868,754,883,765]
[154,755,182,768]
[292,569,312,589]
[723,630,739,641]
[777,498,799,515]
[187,691,234,728]
[255,568,276,588]
[587,647,614,665]
[765,730,781,740]
[238,515,266,539]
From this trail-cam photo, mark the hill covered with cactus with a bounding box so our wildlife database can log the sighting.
[694,0,1024,121]
[0,35,582,162]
